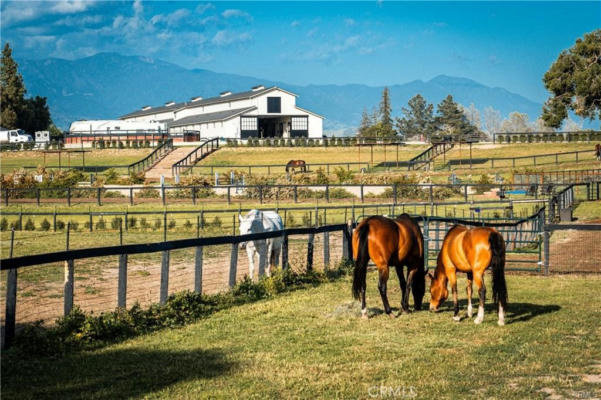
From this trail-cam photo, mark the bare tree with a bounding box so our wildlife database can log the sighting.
[501,112,531,132]
[483,107,502,137]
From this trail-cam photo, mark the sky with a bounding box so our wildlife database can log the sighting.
[1,1,599,102]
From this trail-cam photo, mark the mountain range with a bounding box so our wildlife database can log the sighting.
[18,52,544,133]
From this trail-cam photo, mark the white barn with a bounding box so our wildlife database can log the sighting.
[119,85,323,140]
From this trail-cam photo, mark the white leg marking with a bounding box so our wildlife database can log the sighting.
[474,306,484,324]
[453,315,462,322]
[467,302,473,318]
[361,308,368,319]
[498,304,505,326]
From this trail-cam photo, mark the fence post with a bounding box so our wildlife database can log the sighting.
[194,245,203,294]
[229,242,238,287]
[294,185,298,203]
[360,185,364,203]
[306,232,314,271]
[4,229,17,348]
[118,253,127,308]
[464,185,468,202]
[323,231,330,270]
[393,184,398,205]
[97,187,102,206]
[325,184,330,203]
[259,185,263,204]
[130,188,134,206]
[227,186,231,205]
[281,232,289,269]
[67,187,71,207]
[4,188,8,206]
[423,218,429,271]
[543,228,550,276]
[161,186,166,206]
[36,188,40,206]
[160,249,170,304]
[64,222,74,316]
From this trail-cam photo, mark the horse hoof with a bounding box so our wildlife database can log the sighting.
[452,316,462,322]
[497,319,505,326]
[474,318,483,325]
[361,314,369,320]
[387,313,396,319]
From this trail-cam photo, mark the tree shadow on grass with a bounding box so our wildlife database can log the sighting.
[433,300,561,324]
[2,347,236,400]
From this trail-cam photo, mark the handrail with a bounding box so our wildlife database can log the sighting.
[408,142,454,170]
[172,138,219,176]
[127,139,173,174]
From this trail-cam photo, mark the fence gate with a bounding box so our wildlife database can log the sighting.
[543,224,601,274]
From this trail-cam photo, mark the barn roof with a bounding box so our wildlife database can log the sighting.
[166,107,256,128]
[119,86,294,120]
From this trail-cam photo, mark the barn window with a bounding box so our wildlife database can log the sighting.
[241,117,258,131]
[291,117,308,130]
[267,97,281,113]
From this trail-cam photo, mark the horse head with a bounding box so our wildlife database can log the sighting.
[238,210,263,249]
[428,271,448,312]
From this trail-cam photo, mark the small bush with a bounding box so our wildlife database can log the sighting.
[10,219,22,230]
[111,217,123,230]
[40,218,51,231]
[56,220,65,230]
[168,219,176,229]
[183,220,193,229]
[0,217,8,231]
[69,221,79,231]
[211,216,222,227]
[154,218,162,230]
[140,217,150,229]
[24,218,35,231]
[118,141,124,149]
[128,217,137,229]
[95,218,106,230]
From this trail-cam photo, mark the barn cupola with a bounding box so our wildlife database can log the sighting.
[190,96,203,102]
[165,101,175,106]
[220,91,232,97]
[141,105,152,111]
[251,85,265,91]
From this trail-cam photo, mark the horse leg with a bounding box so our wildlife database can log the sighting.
[402,268,417,313]
[466,272,473,318]
[377,267,394,317]
[360,287,367,320]
[265,241,273,277]
[394,265,407,314]
[257,241,267,278]
[448,270,460,322]
[247,245,255,281]
[474,272,486,324]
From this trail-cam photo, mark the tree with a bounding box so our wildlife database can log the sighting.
[532,117,555,132]
[1,43,26,128]
[378,87,394,136]
[483,107,502,137]
[501,112,531,132]
[562,117,583,131]
[461,103,481,130]
[20,96,51,133]
[395,94,434,140]
[435,94,479,141]
[358,108,372,136]
[541,29,601,128]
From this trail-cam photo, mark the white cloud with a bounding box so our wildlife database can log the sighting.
[50,1,92,14]
[150,9,190,27]
[211,30,252,46]
[222,9,251,20]
[344,18,355,26]
[290,20,300,28]
[55,14,103,27]
[195,3,214,14]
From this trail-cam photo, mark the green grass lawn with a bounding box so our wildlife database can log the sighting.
[0,148,153,173]
[2,273,600,399]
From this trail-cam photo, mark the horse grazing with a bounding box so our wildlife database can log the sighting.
[352,214,426,319]
[238,210,284,280]
[595,144,601,161]
[429,225,508,326]
[285,160,307,173]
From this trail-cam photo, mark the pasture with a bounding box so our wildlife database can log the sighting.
[2,272,600,399]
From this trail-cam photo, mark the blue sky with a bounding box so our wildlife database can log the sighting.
[1,1,599,102]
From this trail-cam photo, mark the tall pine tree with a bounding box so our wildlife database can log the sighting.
[379,87,394,136]
[1,43,26,129]
[395,94,434,140]
[435,95,478,141]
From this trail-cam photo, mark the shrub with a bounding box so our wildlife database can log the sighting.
[140,217,150,229]
[211,216,222,227]
[111,217,123,230]
[168,219,176,229]
[70,221,79,231]
[333,167,354,183]
[0,217,8,231]
[118,141,124,149]
[24,218,35,231]
[183,220,193,229]
[95,218,106,230]
[56,220,65,230]
[128,217,137,229]
[475,174,493,194]
[154,218,162,230]
[10,219,22,230]
[104,168,119,184]
[313,168,329,184]
[128,171,145,184]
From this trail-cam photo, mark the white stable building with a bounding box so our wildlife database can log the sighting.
[119,85,323,140]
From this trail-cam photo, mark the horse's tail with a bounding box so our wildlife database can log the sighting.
[489,230,507,308]
[352,221,370,299]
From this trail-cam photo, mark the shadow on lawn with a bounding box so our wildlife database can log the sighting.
[434,300,561,323]
[2,347,236,399]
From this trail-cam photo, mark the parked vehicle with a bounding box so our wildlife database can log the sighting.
[0,128,33,143]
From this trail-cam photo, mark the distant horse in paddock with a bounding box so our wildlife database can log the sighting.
[595,144,601,161]
[238,209,283,280]
[285,160,307,174]
[352,214,426,319]
[429,225,508,326]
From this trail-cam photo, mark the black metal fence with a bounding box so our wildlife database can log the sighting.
[172,138,220,176]
[543,224,601,274]
[128,139,173,174]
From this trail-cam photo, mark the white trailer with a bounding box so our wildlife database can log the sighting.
[0,129,33,143]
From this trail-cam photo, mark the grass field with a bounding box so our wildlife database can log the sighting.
[2,272,600,399]
[0,148,153,173]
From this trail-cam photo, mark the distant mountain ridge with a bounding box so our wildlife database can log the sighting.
[18,52,543,133]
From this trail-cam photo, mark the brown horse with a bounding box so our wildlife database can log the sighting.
[429,225,507,326]
[285,160,307,173]
[352,214,426,319]
[595,144,601,161]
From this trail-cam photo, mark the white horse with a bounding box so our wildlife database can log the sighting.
[238,210,284,280]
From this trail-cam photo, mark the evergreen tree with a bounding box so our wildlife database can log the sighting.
[435,95,478,141]
[395,94,434,140]
[20,96,51,133]
[542,30,601,128]
[1,43,26,128]
[358,108,371,136]
[379,87,394,136]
